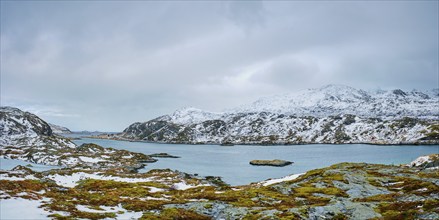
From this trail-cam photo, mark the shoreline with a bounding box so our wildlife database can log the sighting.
[81,135,439,146]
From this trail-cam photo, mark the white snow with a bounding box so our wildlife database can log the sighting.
[260,173,304,186]
[144,196,169,201]
[0,198,51,219]
[47,172,155,187]
[171,181,210,190]
[76,204,143,219]
[409,155,432,167]
[63,157,81,166]
[79,156,106,163]
[148,186,165,193]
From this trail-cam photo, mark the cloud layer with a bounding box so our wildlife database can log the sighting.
[1,1,438,131]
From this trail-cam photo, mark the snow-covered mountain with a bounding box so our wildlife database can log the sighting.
[48,123,72,134]
[114,85,439,145]
[229,84,438,119]
[0,106,75,148]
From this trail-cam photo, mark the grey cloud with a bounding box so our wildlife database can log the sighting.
[1,1,437,131]
[250,56,320,88]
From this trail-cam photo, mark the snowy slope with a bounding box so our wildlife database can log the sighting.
[229,84,438,119]
[118,85,439,145]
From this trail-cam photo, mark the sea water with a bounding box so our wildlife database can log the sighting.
[70,137,439,185]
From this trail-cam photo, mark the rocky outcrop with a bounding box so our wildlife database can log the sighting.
[111,85,439,145]
[0,143,157,171]
[408,154,439,169]
[0,107,157,171]
[249,159,293,167]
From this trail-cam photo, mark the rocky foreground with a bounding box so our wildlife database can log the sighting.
[1,155,438,220]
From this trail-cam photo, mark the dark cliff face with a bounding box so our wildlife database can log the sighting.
[0,107,53,136]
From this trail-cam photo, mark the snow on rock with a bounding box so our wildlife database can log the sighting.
[79,156,106,163]
[1,143,156,171]
[148,186,165,193]
[408,154,439,169]
[76,204,143,219]
[259,173,304,186]
[47,172,156,188]
[409,156,432,167]
[171,181,210,190]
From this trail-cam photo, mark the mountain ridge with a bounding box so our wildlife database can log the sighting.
[110,85,439,145]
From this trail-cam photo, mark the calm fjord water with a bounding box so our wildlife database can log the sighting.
[70,137,438,185]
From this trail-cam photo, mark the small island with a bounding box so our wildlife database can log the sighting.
[149,153,180,158]
[249,159,293,167]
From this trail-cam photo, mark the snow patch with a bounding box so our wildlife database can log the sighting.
[47,172,155,188]
[0,198,51,219]
[76,204,143,219]
[260,173,304,186]
[171,181,210,190]
[409,155,432,167]
[79,156,106,163]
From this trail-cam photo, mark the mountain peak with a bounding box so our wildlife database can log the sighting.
[318,84,356,91]
[170,107,221,125]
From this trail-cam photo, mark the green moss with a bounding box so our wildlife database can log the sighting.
[47,213,74,220]
[294,185,347,198]
[390,177,439,196]
[378,202,422,220]
[140,208,210,220]
[332,213,349,220]
[354,193,399,202]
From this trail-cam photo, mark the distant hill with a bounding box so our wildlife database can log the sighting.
[48,123,72,134]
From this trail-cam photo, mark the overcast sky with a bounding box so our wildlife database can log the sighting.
[1,1,438,131]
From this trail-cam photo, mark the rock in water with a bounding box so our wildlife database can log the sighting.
[149,153,180,158]
[249,159,293,167]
